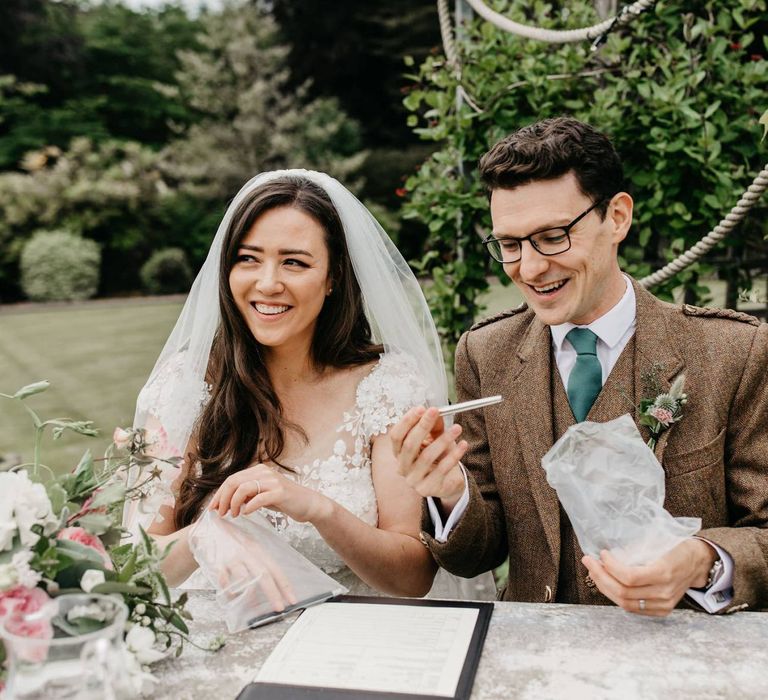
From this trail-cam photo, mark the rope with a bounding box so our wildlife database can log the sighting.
[433,2,767,289]
[437,0,460,70]
[464,0,656,44]
[638,165,768,288]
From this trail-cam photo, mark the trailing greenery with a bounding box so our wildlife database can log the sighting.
[20,229,101,301]
[140,247,193,296]
[403,0,768,353]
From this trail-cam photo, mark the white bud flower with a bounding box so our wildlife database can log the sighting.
[80,569,106,593]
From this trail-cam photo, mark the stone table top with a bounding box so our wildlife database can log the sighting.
[153,592,768,699]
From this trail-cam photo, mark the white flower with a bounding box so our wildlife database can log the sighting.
[66,603,107,623]
[125,625,167,665]
[0,562,18,590]
[0,471,58,551]
[110,645,157,696]
[11,549,41,588]
[80,569,106,592]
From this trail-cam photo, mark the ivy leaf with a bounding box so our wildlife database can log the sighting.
[760,109,768,142]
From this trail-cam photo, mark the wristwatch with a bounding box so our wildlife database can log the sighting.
[704,557,724,590]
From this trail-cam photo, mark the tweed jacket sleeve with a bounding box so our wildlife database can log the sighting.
[421,330,509,577]
[695,321,768,610]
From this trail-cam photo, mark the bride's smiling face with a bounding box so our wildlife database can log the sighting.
[228,206,332,354]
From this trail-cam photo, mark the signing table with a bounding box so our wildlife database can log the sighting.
[154,592,767,699]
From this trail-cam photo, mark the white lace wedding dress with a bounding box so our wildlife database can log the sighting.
[174,352,495,598]
[254,351,420,595]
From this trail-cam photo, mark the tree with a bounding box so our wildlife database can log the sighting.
[403,0,768,353]
[161,1,365,201]
[0,1,202,170]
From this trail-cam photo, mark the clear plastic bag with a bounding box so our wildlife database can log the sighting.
[188,510,347,632]
[541,414,700,566]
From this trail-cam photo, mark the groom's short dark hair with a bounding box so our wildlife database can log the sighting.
[478,117,624,217]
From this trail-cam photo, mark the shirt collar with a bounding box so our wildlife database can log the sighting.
[550,275,636,352]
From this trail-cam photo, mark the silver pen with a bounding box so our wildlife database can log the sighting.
[437,395,503,417]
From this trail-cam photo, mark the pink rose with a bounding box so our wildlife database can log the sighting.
[0,585,50,618]
[57,527,113,570]
[3,614,53,663]
[112,426,133,450]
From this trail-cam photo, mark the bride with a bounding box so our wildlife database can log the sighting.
[123,169,494,599]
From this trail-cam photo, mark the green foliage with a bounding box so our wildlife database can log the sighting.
[20,229,101,302]
[0,381,220,663]
[403,0,768,354]
[0,1,369,302]
[140,247,193,295]
[0,1,202,169]
[162,2,366,201]
[0,138,168,299]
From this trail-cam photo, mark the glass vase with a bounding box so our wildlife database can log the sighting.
[1,592,128,700]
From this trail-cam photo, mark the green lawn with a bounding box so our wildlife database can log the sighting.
[0,283,525,472]
[0,299,184,472]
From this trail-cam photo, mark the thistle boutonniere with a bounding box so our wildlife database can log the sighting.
[638,373,687,451]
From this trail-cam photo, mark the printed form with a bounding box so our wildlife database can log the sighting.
[255,602,480,696]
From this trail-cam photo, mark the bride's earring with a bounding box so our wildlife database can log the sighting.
[326,287,333,296]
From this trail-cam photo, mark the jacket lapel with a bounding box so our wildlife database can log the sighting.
[507,316,561,567]
[631,281,685,464]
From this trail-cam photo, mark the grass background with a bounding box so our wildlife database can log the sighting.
[0,281,522,472]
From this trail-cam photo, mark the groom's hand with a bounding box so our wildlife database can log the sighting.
[390,406,468,513]
[581,538,718,617]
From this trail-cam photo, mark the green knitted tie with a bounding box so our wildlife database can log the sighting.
[566,328,602,422]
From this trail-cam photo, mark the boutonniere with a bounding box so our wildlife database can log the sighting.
[638,373,687,450]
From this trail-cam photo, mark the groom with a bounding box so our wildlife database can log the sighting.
[391,117,768,615]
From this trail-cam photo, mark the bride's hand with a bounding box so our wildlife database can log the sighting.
[209,464,331,523]
[190,512,297,612]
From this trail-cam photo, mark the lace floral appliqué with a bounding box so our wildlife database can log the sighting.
[273,353,427,575]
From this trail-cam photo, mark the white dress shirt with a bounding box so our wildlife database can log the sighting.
[428,275,733,612]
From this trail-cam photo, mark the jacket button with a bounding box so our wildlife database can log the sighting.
[544,585,553,602]
[585,575,596,589]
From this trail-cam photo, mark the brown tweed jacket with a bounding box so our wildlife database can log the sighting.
[423,279,768,611]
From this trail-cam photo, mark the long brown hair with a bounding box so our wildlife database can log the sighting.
[175,176,382,527]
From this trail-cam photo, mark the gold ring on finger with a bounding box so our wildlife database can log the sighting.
[254,479,261,496]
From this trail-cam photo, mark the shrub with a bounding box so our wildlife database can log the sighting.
[20,230,100,302]
[140,247,193,295]
[404,0,768,354]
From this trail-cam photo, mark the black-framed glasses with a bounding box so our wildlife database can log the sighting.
[483,198,607,264]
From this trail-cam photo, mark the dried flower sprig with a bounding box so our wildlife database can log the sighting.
[639,373,687,450]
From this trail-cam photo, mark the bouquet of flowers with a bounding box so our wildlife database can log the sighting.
[0,380,222,693]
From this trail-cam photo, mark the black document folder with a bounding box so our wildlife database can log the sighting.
[236,595,494,700]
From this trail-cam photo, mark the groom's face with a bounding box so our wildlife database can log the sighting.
[489,173,631,326]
